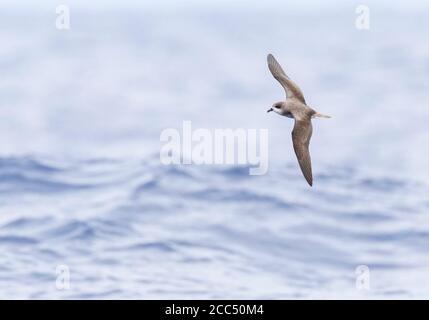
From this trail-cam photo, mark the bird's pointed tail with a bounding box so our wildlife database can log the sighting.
[312,112,331,119]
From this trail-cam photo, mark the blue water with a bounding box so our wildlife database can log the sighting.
[1,4,429,298]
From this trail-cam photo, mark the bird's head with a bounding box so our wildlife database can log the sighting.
[267,101,284,115]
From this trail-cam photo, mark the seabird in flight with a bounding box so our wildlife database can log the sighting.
[267,53,330,186]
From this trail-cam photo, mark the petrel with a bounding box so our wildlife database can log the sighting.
[266,54,330,186]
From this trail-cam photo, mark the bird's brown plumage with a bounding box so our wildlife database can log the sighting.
[267,53,316,186]
[267,54,307,104]
[292,118,313,186]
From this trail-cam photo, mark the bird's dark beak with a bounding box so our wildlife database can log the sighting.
[267,108,273,113]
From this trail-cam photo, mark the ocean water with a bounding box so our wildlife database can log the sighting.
[1,3,429,299]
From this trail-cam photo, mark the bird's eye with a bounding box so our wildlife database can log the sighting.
[275,105,280,108]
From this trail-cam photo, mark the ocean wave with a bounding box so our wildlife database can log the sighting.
[0,156,428,298]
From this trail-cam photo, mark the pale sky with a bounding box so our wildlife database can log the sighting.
[0,0,427,11]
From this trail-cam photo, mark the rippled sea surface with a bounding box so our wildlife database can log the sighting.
[1,3,429,298]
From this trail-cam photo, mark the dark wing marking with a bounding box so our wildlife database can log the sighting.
[292,119,313,186]
[267,54,306,104]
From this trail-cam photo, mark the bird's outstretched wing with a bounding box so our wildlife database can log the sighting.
[292,119,313,186]
[267,54,306,104]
